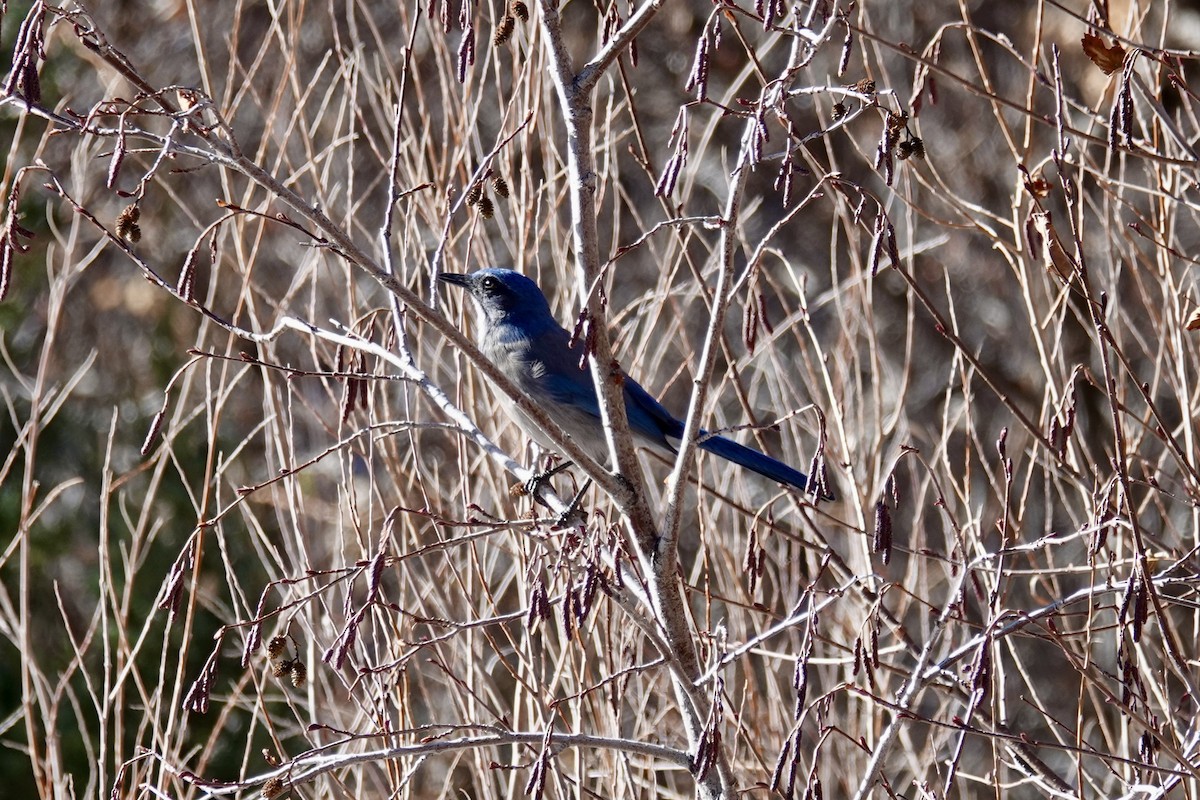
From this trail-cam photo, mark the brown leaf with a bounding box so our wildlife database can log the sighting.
[1030,211,1076,283]
[1186,307,1200,331]
[1082,32,1126,75]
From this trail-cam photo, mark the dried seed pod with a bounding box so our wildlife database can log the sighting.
[491,174,509,197]
[512,0,528,20]
[261,776,286,799]
[849,78,876,95]
[140,406,167,456]
[289,659,307,688]
[465,182,483,205]
[831,102,847,121]
[116,203,141,243]
[267,635,288,661]
[477,195,495,219]
[494,14,515,46]
[897,135,925,161]
[872,500,892,564]
[271,659,290,679]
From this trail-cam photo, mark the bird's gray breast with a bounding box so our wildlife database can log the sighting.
[480,328,538,385]
[478,325,608,460]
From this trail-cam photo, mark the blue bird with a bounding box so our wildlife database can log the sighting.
[439,268,829,499]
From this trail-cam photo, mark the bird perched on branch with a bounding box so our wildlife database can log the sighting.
[439,268,831,500]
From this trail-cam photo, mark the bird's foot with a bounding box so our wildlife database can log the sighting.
[554,479,592,528]
[512,460,575,499]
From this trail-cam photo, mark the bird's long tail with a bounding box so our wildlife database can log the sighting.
[698,435,832,500]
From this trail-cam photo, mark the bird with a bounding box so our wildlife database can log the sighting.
[438,268,830,500]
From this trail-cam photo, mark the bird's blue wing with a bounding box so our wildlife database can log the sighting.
[622,377,684,447]
[531,330,683,449]
[531,331,603,414]
[537,371,600,413]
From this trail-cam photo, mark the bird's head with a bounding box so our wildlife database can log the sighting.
[438,268,556,330]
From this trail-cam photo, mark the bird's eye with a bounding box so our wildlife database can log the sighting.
[480,276,498,291]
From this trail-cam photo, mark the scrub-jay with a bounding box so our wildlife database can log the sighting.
[439,268,829,499]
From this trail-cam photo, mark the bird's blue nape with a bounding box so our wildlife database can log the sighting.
[437,268,832,500]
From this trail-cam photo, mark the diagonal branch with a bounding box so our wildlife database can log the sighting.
[575,0,670,94]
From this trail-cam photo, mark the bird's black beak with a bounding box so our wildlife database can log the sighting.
[437,272,471,288]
